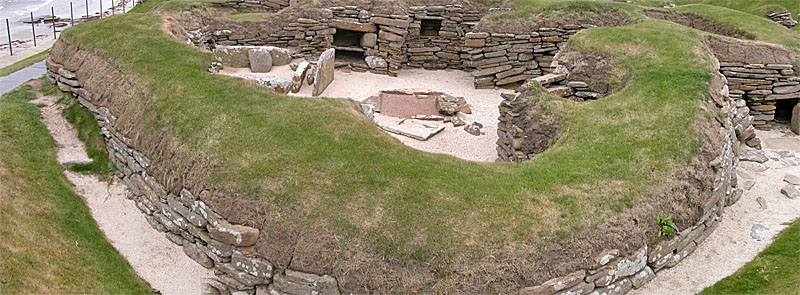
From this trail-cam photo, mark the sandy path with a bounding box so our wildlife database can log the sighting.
[632,127,800,294]
[30,87,214,295]
[224,65,512,162]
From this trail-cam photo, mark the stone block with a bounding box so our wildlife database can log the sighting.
[269,269,340,295]
[360,33,377,47]
[248,49,273,73]
[231,251,273,279]
[312,48,335,96]
[207,219,259,247]
[519,270,585,294]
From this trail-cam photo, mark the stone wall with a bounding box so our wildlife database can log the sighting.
[199,4,594,86]
[45,61,341,295]
[513,57,751,294]
[48,38,757,295]
[217,0,292,12]
[768,10,798,28]
[719,62,800,131]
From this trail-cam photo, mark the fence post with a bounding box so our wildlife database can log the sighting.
[112,0,115,16]
[31,13,37,47]
[71,2,75,26]
[100,0,103,19]
[6,19,11,56]
[86,0,89,20]
[52,7,57,39]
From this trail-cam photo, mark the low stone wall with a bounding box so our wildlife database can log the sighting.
[48,40,755,295]
[217,0,292,12]
[198,3,594,87]
[45,61,341,295]
[768,10,798,28]
[719,62,800,131]
[504,58,751,294]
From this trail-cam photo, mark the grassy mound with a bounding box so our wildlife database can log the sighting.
[0,85,152,294]
[702,219,800,294]
[53,6,721,290]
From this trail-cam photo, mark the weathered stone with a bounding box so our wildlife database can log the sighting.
[784,174,800,185]
[217,262,270,286]
[519,270,585,295]
[378,30,404,42]
[792,103,800,135]
[313,48,335,96]
[629,266,654,289]
[231,251,273,279]
[207,219,259,247]
[365,56,388,69]
[472,65,513,77]
[465,38,486,47]
[464,122,483,136]
[371,17,409,29]
[589,278,632,295]
[567,81,589,88]
[329,19,376,32]
[555,281,594,295]
[57,68,76,80]
[360,33,377,47]
[750,224,769,241]
[248,49,273,73]
[773,85,800,94]
[183,242,214,268]
[739,150,768,163]
[590,249,620,269]
[291,61,310,93]
[587,247,647,286]
[269,269,340,295]
[781,184,800,199]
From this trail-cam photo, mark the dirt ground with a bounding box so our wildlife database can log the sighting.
[632,126,800,294]
[223,65,512,162]
[28,81,214,295]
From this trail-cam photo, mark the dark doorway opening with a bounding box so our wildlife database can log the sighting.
[335,49,364,63]
[332,29,364,47]
[420,19,442,36]
[775,99,798,124]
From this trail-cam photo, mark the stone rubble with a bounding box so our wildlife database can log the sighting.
[768,10,798,28]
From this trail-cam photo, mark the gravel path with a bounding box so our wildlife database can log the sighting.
[224,65,512,162]
[632,127,800,294]
[30,83,214,295]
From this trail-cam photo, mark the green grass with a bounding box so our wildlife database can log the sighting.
[57,7,714,279]
[701,219,800,294]
[62,97,113,176]
[227,12,274,21]
[0,85,152,294]
[674,4,800,49]
[0,49,49,77]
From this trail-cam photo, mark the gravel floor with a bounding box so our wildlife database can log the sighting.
[31,85,214,295]
[224,65,513,162]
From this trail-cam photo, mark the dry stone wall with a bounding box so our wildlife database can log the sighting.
[511,57,751,294]
[45,60,341,295]
[200,3,593,87]
[217,0,293,12]
[768,10,798,28]
[49,31,756,295]
[718,62,800,131]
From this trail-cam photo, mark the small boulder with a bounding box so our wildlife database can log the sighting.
[464,122,483,136]
[248,49,273,73]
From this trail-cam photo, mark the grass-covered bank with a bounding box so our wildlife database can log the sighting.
[50,2,723,290]
[702,219,800,294]
[0,84,152,294]
[62,96,114,176]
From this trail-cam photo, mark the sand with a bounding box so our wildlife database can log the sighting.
[631,127,800,294]
[223,64,512,162]
[30,84,214,295]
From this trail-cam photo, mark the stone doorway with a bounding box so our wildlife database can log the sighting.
[332,29,365,48]
[775,99,798,124]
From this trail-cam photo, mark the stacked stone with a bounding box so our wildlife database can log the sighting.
[46,60,341,295]
[516,58,750,295]
[403,5,477,70]
[497,92,530,162]
[328,6,375,72]
[369,15,409,76]
[719,62,800,130]
[768,10,798,28]
[465,25,590,89]
[217,0,291,12]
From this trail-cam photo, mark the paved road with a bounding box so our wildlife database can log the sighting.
[0,61,46,95]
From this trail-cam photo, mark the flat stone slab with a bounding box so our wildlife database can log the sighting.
[373,113,444,141]
[781,184,800,199]
[764,137,800,152]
